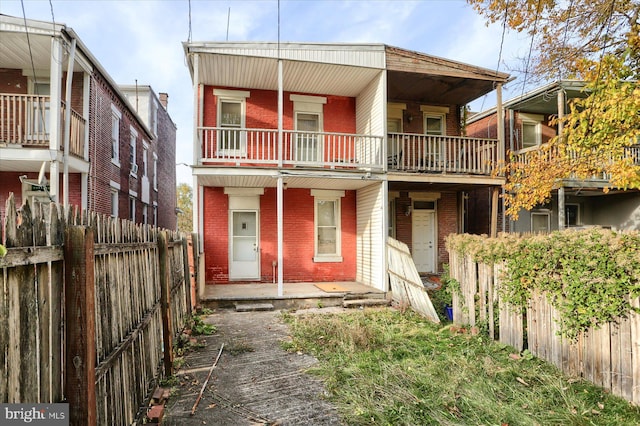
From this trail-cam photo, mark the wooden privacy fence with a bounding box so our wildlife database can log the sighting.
[448,249,640,405]
[0,194,191,425]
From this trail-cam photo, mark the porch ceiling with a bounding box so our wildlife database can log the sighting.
[192,54,381,97]
[388,174,504,193]
[387,70,498,105]
[193,167,382,191]
[0,30,83,72]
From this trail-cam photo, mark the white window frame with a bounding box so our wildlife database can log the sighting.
[312,189,344,263]
[110,180,120,218]
[142,141,149,177]
[519,113,543,151]
[531,211,550,233]
[153,153,158,191]
[129,126,138,177]
[291,94,326,163]
[214,89,250,156]
[111,105,121,166]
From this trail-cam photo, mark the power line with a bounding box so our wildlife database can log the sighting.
[520,0,543,97]
[558,0,575,81]
[481,0,510,112]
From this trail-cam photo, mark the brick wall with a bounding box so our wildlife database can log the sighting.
[203,87,356,132]
[202,187,357,284]
[0,69,27,94]
[155,94,177,230]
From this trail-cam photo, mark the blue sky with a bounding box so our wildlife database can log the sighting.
[1,0,530,185]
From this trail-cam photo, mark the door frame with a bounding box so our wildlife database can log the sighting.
[225,189,263,281]
[409,193,439,274]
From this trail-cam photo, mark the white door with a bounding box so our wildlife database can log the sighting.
[412,209,436,273]
[229,210,259,280]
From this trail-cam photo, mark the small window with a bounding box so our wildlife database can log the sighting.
[111,189,118,217]
[111,114,120,164]
[531,212,550,233]
[129,197,136,221]
[414,201,436,210]
[142,145,148,177]
[424,114,445,136]
[312,190,344,262]
[129,129,137,176]
[153,154,158,190]
[522,121,540,148]
[387,118,402,133]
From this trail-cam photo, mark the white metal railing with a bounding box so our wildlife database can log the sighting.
[387,133,499,175]
[0,94,86,157]
[198,127,384,170]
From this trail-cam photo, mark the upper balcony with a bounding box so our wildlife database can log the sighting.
[387,133,499,175]
[198,127,384,171]
[0,93,86,158]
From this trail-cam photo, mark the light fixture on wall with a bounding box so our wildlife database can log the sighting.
[405,205,412,216]
[404,111,413,123]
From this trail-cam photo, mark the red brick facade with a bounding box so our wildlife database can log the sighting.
[202,187,357,283]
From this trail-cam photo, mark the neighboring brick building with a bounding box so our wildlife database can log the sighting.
[184,42,510,292]
[0,15,176,229]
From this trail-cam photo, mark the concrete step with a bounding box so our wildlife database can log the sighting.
[343,292,387,301]
[343,298,390,309]
[234,302,275,312]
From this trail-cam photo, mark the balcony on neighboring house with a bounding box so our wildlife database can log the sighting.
[387,133,499,175]
[198,127,385,171]
[512,144,640,182]
[0,93,87,157]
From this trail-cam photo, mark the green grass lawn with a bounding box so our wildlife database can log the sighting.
[282,308,640,426]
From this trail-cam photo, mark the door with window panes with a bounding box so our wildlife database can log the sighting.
[295,112,321,163]
[29,82,50,140]
[424,114,444,166]
[218,100,245,155]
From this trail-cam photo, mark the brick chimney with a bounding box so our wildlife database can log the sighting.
[159,93,169,109]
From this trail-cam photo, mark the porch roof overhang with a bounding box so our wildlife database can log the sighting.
[192,166,384,191]
[0,148,90,173]
[387,172,504,192]
[385,45,511,105]
[184,42,385,97]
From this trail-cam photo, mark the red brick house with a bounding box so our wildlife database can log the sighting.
[0,15,177,229]
[467,80,640,234]
[183,42,509,293]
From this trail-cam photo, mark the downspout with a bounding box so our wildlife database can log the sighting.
[62,37,76,208]
[492,83,505,238]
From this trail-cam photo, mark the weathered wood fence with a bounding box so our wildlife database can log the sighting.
[0,194,192,425]
[448,249,640,405]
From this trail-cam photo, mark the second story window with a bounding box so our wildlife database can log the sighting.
[111,105,122,166]
[519,113,543,149]
[424,114,445,136]
[142,143,149,177]
[130,127,138,176]
[291,94,326,163]
[214,89,250,157]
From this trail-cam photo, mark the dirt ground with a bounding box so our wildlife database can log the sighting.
[162,308,344,425]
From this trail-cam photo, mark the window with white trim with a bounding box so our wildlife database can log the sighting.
[129,127,138,176]
[424,114,445,135]
[519,113,543,149]
[214,89,250,155]
[153,153,158,190]
[129,196,136,221]
[111,105,121,165]
[110,189,118,217]
[142,142,149,177]
[531,212,550,233]
[312,189,344,262]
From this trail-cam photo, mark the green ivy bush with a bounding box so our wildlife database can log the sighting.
[446,228,640,339]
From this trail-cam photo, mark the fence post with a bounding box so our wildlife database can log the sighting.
[64,226,96,426]
[158,231,173,377]
[182,236,193,314]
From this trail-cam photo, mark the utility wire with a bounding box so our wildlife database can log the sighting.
[520,0,544,97]
[20,0,47,131]
[481,0,510,112]
[558,0,575,81]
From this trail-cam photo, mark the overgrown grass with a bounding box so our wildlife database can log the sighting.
[282,309,640,425]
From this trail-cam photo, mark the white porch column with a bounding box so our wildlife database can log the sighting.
[277,176,284,296]
[496,83,505,165]
[48,37,64,203]
[557,88,566,231]
[558,187,566,231]
[62,37,76,207]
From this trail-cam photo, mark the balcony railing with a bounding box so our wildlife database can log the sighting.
[0,94,86,158]
[387,133,499,175]
[513,144,640,181]
[198,127,385,170]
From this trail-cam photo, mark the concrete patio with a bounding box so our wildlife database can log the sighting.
[200,281,388,310]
